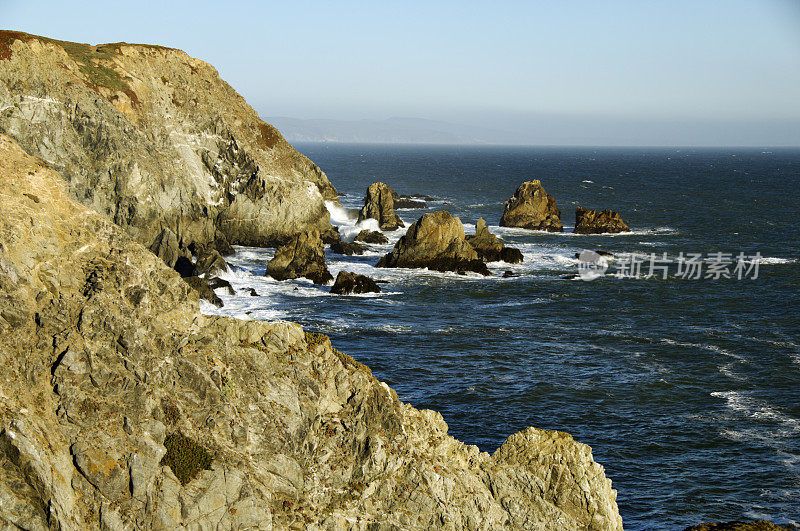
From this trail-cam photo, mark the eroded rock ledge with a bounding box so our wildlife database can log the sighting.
[0,134,622,529]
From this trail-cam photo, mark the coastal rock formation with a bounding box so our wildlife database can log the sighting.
[391,189,429,209]
[0,133,621,530]
[467,218,524,263]
[330,271,381,295]
[354,229,389,244]
[266,231,333,285]
[357,182,404,231]
[574,207,631,234]
[377,211,490,275]
[500,180,563,232]
[0,31,338,257]
[330,240,367,256]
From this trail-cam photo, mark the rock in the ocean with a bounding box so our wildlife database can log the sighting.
[574,207,630,234]
[330,240,367,256]
[330,271,381,295]
[0,132,623,531]
[183,276,224,307]
[467,218,524,263]
[499,180,563,232]
[354,229,389,244]
[377,211,490,275]
[194,249,229,277]
[357,182,404,231]
[321,226,341,245]
[391,189,427,209]
[266,231,333,284]
[206,276,235,295]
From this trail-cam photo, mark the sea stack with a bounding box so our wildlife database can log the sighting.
[266,230,333,284]
[499,180,563,232]
[357,182,404,231]
[467,218,524,263]
[573,207,631,234]
[376,211,490,275]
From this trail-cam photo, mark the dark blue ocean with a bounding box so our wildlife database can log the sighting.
[206,143,800,529]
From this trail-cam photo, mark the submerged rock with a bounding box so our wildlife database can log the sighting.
[574,207,630,234]
[357,182,404,231]
[376,211,490,275]
[467,218,524,263]
[354,229,389,244]
[266,231,333,284]
[500,180,563,232]
[391,189,428,209]
[330,271,381,295]
[330,240,367,256]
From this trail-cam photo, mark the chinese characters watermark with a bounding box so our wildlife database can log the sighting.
[577,251,761,281]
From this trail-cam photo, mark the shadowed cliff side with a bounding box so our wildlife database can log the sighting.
[0,30,337,254]
[0,132,622,528]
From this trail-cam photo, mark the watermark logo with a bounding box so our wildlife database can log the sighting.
[577,250,609,281]
[576,251,761,281]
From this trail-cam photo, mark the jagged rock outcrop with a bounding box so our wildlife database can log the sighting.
[266,231,333,284]
[500,180,563,232]
[467,218,524,263]
[357,182,404,231]
[574,207,631,234]
[330,240,367,256]
[0,133,621,530]
[355,229,389,244]
[0,31,338,257]
[330,271,381,295]
[377,211,491,275]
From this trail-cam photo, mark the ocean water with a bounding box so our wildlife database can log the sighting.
[204,143,800,529]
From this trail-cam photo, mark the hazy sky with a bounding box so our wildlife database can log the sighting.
[3,0,800,145]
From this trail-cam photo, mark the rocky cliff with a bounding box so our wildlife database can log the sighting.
[0,31,337,254]
[0,132,622,528]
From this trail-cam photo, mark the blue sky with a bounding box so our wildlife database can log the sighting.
[3,0,800,145]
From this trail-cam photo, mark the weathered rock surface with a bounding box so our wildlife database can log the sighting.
[0,131,622,530]
[354,229,389,244]
[0,31,338,257]
[377,211,491,275]
[0,134,623,527]
[500,180,563,232]
[574,207,631,234]
[266,231,333,285]
[183,276,224,307]
[0,100,622,530]
[357,182,404,231]
[330,240,367,256]
[330,271,381,295]
[467,218,524,263]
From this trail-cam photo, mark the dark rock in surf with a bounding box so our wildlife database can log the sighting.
[183,276,223,307]
[354,230,389,244]
[357,182,404,231]
[266,230,333,285]
[466,218,523,264]
[330,240,367,256]
[573,207,630,234]
[500,180,563,232]
[376,211,490,276]
[206,276,235,295]
[330,271,381,295]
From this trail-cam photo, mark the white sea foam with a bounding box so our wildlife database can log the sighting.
[760,257,797,265]
[710,390,800,434]
[582,180,594,183]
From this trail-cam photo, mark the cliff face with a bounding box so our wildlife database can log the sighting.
[0,132,622,528]
[0,31,337,252]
